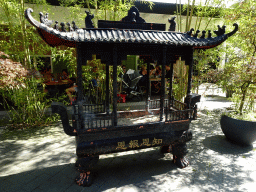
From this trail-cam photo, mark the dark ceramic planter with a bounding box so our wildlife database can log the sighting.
[220,115,256,146]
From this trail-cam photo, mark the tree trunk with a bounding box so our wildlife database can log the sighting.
[239,83,250,115]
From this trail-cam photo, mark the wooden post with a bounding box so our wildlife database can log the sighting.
[146,61,150,111]
[112,45,118,126]
[106,62,110,115]
[187,48,194,96]
[160,46,167,121]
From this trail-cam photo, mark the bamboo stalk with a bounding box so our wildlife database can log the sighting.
[105,0,107,20]
[86,0,91,12]
[188,0,196,31]
[176,0,179,31]
[94,0,98,27]
[179,0,182,32]
[186,0,190,32]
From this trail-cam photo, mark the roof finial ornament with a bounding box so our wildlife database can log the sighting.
[39,12,44,23]
[168,16,176,32]
[39,12,53,26]
[85,11,95,28]
[121,6,146,23]
[200,30,206,39]
[54,21,59,31]
[60,22,66,32]
[193,30,200,38]
[186,28,194,36]
[72,21,78,31]
[207,30,212,38]
[67,22,73,32]
[214,25,226,36]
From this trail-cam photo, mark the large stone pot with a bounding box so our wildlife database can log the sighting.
[220,115,256,146]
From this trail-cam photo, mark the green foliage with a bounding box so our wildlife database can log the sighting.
[82,59,105,103]
[217,0,256,115]
[0,0,51,67]
[25,0,47,4]
[81,58,123,104]
[223,110,256,121]
[172,59,188,101]
[1,78,59,130]
[51,47,77,75]
[175,0,225,32]
[58,0,79,7]
[0,0,156,132]
[173,0,226,101]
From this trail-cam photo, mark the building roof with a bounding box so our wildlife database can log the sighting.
[25,8,238,50]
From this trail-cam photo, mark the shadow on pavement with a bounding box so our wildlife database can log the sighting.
[0,148,179,192]
[93,149,177,191]
[203,135,254,155]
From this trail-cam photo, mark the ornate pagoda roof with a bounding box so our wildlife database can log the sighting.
[25,7,238,49]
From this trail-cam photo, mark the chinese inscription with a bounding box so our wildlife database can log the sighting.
[142,138,151,146]
[152,138,163,146]
[129,140,139,148]
[117,141,127,150]
[116,138,162,150]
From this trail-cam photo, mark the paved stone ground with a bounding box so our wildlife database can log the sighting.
[1,84,256,192]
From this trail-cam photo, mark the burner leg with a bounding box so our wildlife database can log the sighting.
[75,155,99,187]
[171,143,189,168]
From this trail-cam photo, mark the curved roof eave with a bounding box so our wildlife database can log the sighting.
[25,8,238,50]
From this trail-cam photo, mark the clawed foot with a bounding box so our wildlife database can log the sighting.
[173,155,189,168]
[75,172,84,184]
[75,172,92,187]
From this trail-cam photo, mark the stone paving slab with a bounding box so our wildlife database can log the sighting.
[1,92,256,191]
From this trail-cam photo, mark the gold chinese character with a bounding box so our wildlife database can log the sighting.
[152,138,163,146]
[129,140,139,148]
[142,138,151,147]
[116,141,127,150]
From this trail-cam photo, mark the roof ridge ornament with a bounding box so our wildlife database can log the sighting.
[193,30,200,38]
[67,22,74,32]
[186,28,194,36]
[72,21,79,31]
[168,16,176,32]
[60,22,66,32]
[38,11,79,32]
[54,21,59,30]
[200,30,206,39]
[121,6,146,23]
[207,30,212,39]
[85,11,95,28]
[214,25,226,36]
[39,12,53,26]
[186,24,238,39]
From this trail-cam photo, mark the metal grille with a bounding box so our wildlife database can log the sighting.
[83,103,105,114]
[149,99,168,109]
[74,99,192,129]
[167,109,193,121]
[170,99,187,111]
[83,116,112,129]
